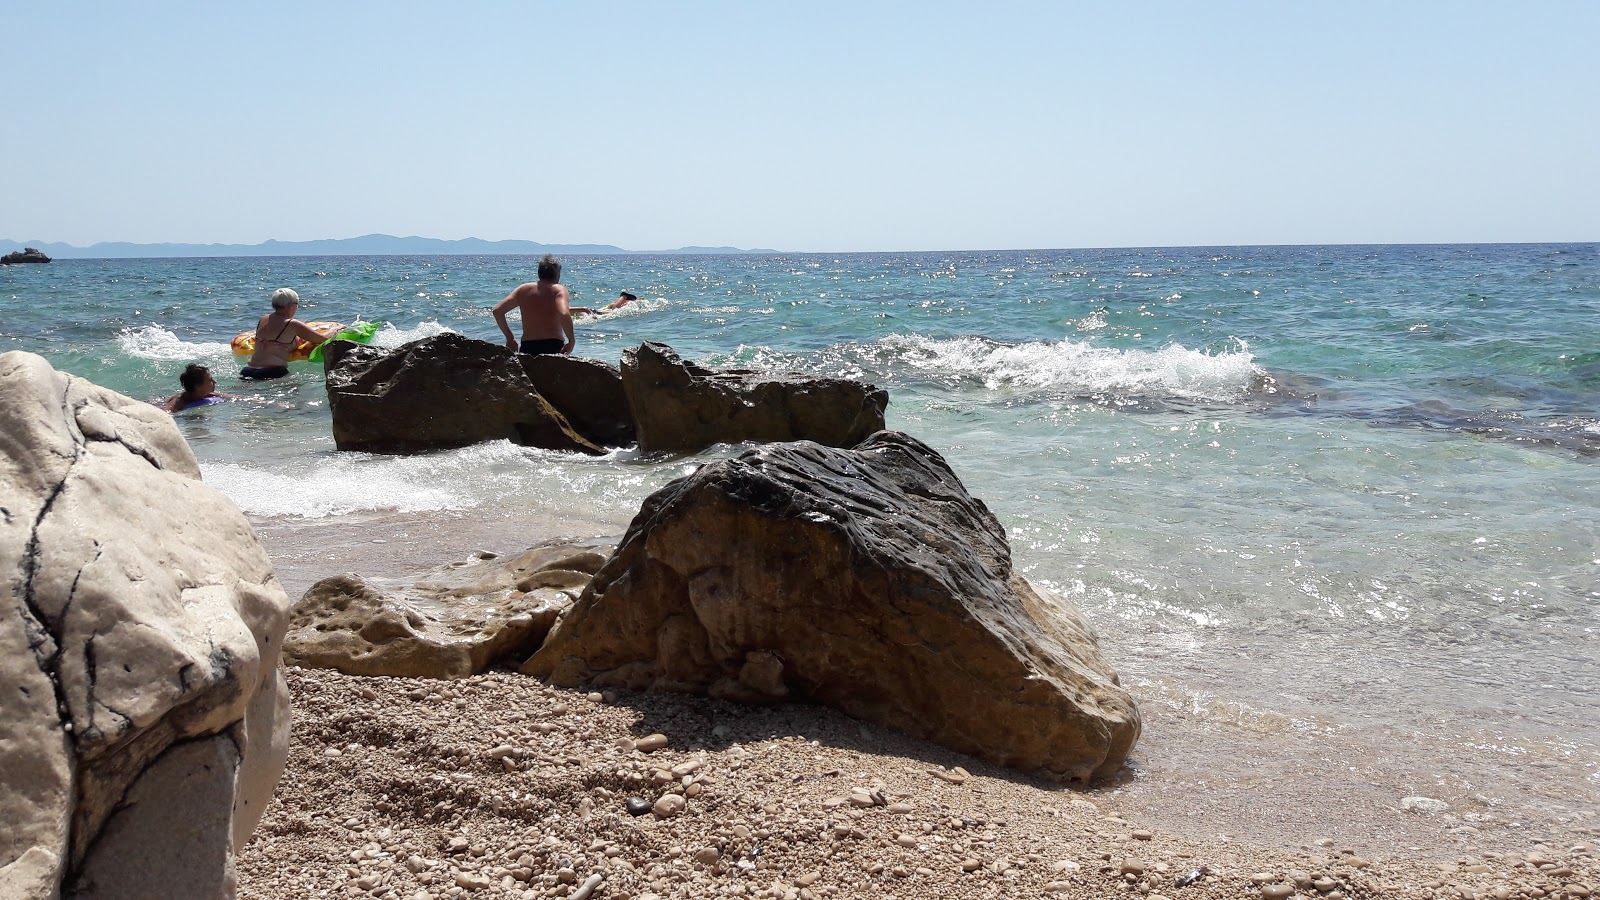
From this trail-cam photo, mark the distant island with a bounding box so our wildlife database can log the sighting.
[0,234,780,260]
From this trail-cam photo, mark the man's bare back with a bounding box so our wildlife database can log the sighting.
[493,256,574,355]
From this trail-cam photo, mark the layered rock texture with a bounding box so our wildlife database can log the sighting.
[517,354,636,448]
[525,431,1140,781]
[285,538,614,679]
[323,333,607,455]
[620,341,888,455]
[0,351,291,899]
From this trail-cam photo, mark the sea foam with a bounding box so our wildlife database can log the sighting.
[868,334,1263,402]
[115,326,232,361]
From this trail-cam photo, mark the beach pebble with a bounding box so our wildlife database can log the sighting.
[634,733,669,753]
[625,798,652,816]
[653,794,686,818]
[694,847,720,865]
[961,858,982,872]
[1260,885,1296,900]
[1132,829,1154,841]
[1401,796,1449,814]
[454,871,492,889]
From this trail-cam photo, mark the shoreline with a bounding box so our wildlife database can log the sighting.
[244,511,1599,897]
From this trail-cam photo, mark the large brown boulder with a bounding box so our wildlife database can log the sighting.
[0,351,291,899]
[323,333,604,455]
[518,354,635,448]
[620,341,888,455]
[523,431,1140,781]
[284,538,614,679]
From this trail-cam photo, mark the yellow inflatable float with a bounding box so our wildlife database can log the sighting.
[230,321,346,362]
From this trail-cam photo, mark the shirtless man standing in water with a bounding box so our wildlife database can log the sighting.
[493,254,575,355]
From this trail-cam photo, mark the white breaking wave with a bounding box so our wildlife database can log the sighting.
[116,326,231,361]
[873,334,1262,402]
[201,458,467,518]
[373,320,455,348]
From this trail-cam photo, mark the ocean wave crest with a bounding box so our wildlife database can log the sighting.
[201,458,466,518]
[115,326,231,361]
[865,334,1263,402]
[374,320,455,348]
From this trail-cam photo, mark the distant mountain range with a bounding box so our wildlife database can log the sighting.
[0,234,780,259]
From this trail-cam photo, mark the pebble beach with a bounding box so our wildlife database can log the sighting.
[237,516,1598,900]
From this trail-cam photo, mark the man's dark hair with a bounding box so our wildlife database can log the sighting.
[620,291,637,301]
[537,254,562,282]
[179,363,210,392]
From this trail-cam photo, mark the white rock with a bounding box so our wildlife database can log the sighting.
[1401,796,1449,814]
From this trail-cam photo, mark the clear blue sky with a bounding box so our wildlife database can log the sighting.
[3,1,1596,252]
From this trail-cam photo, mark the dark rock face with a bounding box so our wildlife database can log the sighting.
[323,333,603,455]
[523,431,1141,781]
[0,247,51,264]
[518,354,636,448]
[620,342,887,455]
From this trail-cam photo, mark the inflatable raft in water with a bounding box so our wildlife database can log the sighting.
[230,321,379,362]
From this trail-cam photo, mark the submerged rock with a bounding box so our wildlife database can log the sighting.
[0,351,290,898]
[524,431,1140,781]
[620,341,887,455]
[284,537,616,679]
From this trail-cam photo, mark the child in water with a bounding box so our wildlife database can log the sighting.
[162,364,233,412]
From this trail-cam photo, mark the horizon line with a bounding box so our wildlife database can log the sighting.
[4,234,1596,261]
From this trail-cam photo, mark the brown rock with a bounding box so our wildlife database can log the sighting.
[523,431,1140,781]
[324,332,603,455]
[284,538,614,679]
[620,341,887,455]
[518,354,636,447]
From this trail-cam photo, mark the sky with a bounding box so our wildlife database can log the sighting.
[3,1,1596,252]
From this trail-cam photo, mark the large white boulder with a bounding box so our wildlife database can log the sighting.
[0,351,291,899]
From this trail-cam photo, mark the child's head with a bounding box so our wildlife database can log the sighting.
[179,363,213,393]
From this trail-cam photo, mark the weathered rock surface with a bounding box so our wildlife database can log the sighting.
[323,332,604,455]
[524,431,1140,781]
[620,341,888,455]
[285,537,616,679]
[518,354,636,448]
[0,351,291,899]
[0,247,51,264]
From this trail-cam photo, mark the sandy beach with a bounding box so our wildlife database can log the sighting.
[237,511,1599,900]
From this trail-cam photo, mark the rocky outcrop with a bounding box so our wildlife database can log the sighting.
[284,538,615,679]
[0,247,51,264]
[620,342,888,455]
[523,431,1140,781]
[0,351,291,899]
[323,333,604,455]
[518,354,636,448]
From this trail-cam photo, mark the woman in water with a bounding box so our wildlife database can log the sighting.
[242,287,327,379]
[162,364,233,412]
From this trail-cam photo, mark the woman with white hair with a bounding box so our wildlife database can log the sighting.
[241,288,327,379]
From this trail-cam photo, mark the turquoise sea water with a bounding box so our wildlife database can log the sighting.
[4,245,1597,836]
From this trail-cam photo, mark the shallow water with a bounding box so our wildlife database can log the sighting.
[5,245,1597,847]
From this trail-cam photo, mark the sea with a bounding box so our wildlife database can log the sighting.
[3,245,1596,853]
